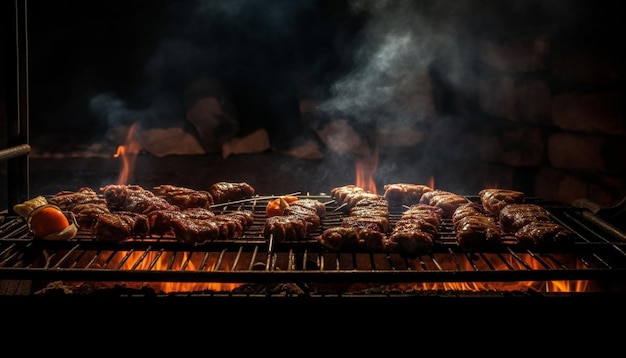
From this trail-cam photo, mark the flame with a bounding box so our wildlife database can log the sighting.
[113,122,142,184]
[99,250,241,293]
[376,252,592,293]
[355,149,379,193]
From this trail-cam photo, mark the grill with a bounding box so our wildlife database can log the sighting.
[2,193,626,298]
[3,1,626,312]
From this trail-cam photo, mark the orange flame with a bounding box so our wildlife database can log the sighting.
[375,252,591,293]
[427,176,435,189]
[355,149,379,194]
[113,122,142,185]
[99,250,241,293]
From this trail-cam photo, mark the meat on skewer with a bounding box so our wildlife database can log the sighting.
[383,183,433,206]
[419,189,469,219]
[209,182,256,204]
[317,227,384,251]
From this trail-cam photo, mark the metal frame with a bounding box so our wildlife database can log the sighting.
[2,0,30,213]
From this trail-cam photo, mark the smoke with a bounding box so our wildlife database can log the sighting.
[318,0,470,126]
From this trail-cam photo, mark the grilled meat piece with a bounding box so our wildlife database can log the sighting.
[331,184,382,210]
[317,226,360,251]
[222,210,254,227]
[49,187,105,211]
[170,218,221,244]
[317,227,384,251]
[385,203,442,256]
[101,184,179,214]
[452,202,492,229]
[263,215,308,242]
[384,229,435,257]
[153,184,214,209]
[93,211,150,242]
[283,204,321,232]
[479,188,525,216]
[71,202,111,230]
[148,209,197,237]
[330,185,365,204]
[209,182,255,204]
[419,190,469,219]
[149,208,252,242]
[291,199,327,219]
[515,221,574,247]
[343,192,384,211]
[401,204,443,228]
[349,206,389,219]
[342,216,389,233]
[499,203,551,232]
[383,183,433,206]
[455,215,503,250]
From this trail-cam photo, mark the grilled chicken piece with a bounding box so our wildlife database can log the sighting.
[479,188,525,216]
[209,182,255,204]
[383,183,433,206]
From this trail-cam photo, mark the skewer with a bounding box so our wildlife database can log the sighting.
[209,192,301,208]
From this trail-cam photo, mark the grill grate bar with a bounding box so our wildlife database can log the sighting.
[52,243,81,269]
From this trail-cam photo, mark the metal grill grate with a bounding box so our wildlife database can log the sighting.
[2,194,626,291]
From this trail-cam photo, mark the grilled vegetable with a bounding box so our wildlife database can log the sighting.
[14,196,77,240]
[265,196,298,217]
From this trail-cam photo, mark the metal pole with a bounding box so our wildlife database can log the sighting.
[5,0,30,213]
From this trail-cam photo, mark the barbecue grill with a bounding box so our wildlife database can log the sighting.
[2,192,626,297]
[3,0,626,310]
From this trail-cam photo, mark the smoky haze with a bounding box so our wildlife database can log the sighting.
[87,0,579,139]
[81,0,595,191]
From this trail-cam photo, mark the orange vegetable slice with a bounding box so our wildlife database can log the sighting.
[266,196,298,217]
[28,204,75,240]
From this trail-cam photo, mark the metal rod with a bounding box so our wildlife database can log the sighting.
[0,144,31,162]
[4,0,30,212]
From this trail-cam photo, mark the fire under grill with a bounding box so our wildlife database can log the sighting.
[2,194,626,297]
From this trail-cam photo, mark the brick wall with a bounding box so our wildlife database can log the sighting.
[466,34,625,206]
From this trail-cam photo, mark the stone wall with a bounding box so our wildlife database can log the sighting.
[468,34,625,206]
